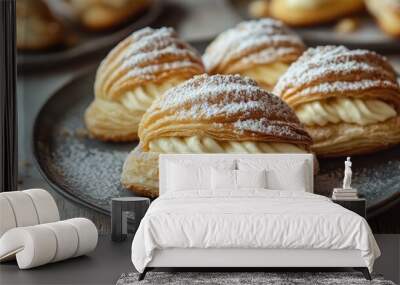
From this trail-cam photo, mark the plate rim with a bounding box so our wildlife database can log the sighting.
[18,0,162,70]
[32,67,112,216]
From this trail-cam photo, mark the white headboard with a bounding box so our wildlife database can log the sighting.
[159,154,314,195]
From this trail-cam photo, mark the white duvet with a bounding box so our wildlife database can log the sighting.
[131,190,380,273]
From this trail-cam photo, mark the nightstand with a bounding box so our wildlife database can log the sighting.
[331,198,366,218]
[111,197,150,242]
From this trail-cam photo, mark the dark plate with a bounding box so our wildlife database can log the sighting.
[229,0,400,52]
[18,1,161,70]
[33,41,400,217]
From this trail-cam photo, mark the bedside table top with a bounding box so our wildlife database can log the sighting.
[331,197,366,202]
[112,197,150,202]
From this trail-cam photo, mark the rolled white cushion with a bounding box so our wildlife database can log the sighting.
[0,196,17,237]
[0,189,60,238]
[64,218,98,257]
[0,226,57,267]
[0,218,98,269]
[24,189,60,224]
[42,221,79,262]
[0,191,39,227]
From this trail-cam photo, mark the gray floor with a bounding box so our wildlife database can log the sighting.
[1,235,399,285]
[0,235,134,285]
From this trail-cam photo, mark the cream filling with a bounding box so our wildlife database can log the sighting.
[239,63,289,89]
[285,0,332,9]
[120,77,184,112]
[296,98,397,126]
[148,136,306,154]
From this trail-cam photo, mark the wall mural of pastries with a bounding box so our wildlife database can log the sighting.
[8,2,400,284]
[17,0,400,236]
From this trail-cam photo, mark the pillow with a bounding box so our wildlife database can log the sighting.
[167,163,211,191]
[236,169,267,189]
[267,162,307,192]
[237,159,309,192]
[211,168,236,190]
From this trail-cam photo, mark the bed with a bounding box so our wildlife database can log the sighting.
[131,154,380,281]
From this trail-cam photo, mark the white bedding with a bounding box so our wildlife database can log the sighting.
[131,190,380,273]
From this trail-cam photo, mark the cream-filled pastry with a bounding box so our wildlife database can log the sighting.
[365,0,400,37]
[270,0,364,26]
[203,19,305,91]
[17,0,65,50]
[273,45,400,157]
[121,74,313,197]
[84,27,205,141]
[65,0,151,30]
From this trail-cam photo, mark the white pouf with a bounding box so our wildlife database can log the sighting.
[0,218,98,269]
[0,189,60,237]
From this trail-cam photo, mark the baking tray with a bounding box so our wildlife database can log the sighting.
[229,0,400,52]
[32,43,400,217]
[18,0,162,71]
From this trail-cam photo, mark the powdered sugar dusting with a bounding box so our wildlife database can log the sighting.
[146,74,311,143]
[273,45,399,97]
[111,27,203,81]
[297,80,398,97]
[203,19,305,72]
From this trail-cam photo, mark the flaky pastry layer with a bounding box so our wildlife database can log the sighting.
[307,116,400,156]
[85,27,204,141]
[139,74,312,151]
[121,74,314,197]
[239,63,290,91]
[273,46,400,109]
[274,45,400,156]
[203,19,304,89]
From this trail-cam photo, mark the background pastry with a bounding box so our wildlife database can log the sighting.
[203,19,305,91]
[269,0,364,26]
[64,0,151,31]
[121,74,313,197]
[17,0,64,50]
[85,27,205,142]
[273,45,400,157]
[365,0,400,37]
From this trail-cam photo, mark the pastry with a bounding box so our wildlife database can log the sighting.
[84,27,205,141]
[270,0,364,26]
[65,0,151,30]
[203,19,305,91]
[273,45,400,157]
[121,74,313,197]
[365,0,400,37]
[16,0,64,50]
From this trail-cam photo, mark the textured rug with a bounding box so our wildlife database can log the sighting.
[116,272,395,285]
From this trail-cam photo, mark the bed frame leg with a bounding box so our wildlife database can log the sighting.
[138,268,148,281]
[354,267,371,280]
